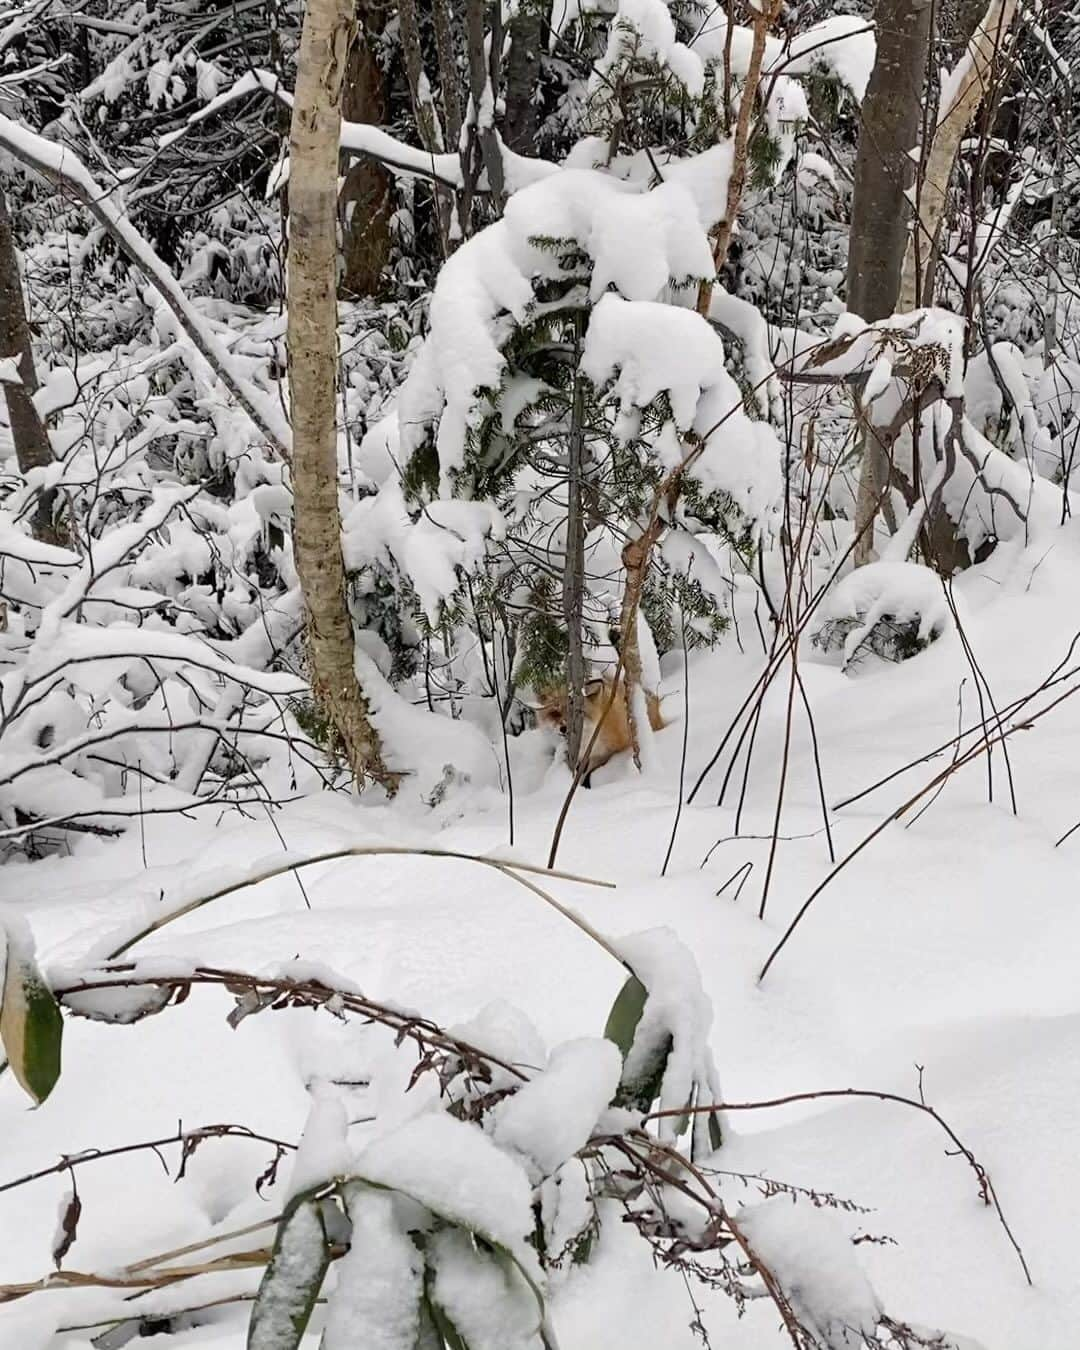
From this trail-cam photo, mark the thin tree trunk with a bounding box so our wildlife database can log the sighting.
[398,0,451,251]
[432,0,462,152]
[562,315,586,769]
[0,184,64,546]
[848,0,932,564]
[465,0,505,213]
[617,519,664,768]
[504,1,541,155]
[398,0,444,153]
[339,0,392,298]
[1043,87,1068,367]
[884,0,1016,573]
[288,0,395,791]
[898,0,1017,311]
[696,0,780,316]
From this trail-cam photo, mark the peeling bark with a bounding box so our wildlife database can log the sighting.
[288,0,396,790]
[898,0,1017,311]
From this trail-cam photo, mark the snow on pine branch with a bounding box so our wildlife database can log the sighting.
[392,157,731,490]
[581,293,782,523]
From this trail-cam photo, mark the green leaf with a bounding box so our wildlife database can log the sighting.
[707,1109,724,1152]
[615,1030,671,1114]
[603,974,648,1061]
[248,1191,331,1350]
[604,973,672,1113]
[0,927,63,1105]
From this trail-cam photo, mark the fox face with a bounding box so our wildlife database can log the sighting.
[534,678,605,738]
[534,677,664,775]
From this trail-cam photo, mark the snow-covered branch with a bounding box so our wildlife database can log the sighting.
[0,114,292,458]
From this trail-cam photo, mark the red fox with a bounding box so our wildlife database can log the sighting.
[535,676,665,777]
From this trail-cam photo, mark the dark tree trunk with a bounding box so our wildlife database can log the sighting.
[0,185,64,546]
[504,2,542,155]
[847,0,931,564]
[339,0,392,298]
[562,315,586,768]
[465,0,505,212]
[432,0,462,151]
[940,0,989,62]
[847,0,932,323]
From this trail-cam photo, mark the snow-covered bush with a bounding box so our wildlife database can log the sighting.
[812,562,953,671]
[0,903,984,1350]
[351,160,781,706]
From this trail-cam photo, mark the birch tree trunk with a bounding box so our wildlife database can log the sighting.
[898,0,1017,311]
[289,0,395,790]
[0,185,65,546]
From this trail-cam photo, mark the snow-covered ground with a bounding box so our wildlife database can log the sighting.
[3,526,1080,1349]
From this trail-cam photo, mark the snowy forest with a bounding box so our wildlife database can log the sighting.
[1,0,1079,1345]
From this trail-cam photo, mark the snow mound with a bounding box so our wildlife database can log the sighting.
[737,1197,882,1348]
[355,1111,540,1278]
[322,1187,423,1350]
[818,562,953,670]
[490,1037,622,1181]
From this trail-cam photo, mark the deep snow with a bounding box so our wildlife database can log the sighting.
[3,525,1080,1348]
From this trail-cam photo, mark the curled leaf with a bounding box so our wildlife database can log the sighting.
[0,924,63,1105]
[52,1188,82,1268]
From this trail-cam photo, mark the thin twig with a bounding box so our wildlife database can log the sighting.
[104,846,615,961]
[645,1086,1032,1285]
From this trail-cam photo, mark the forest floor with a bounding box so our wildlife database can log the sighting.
[3,524,1080,1349]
